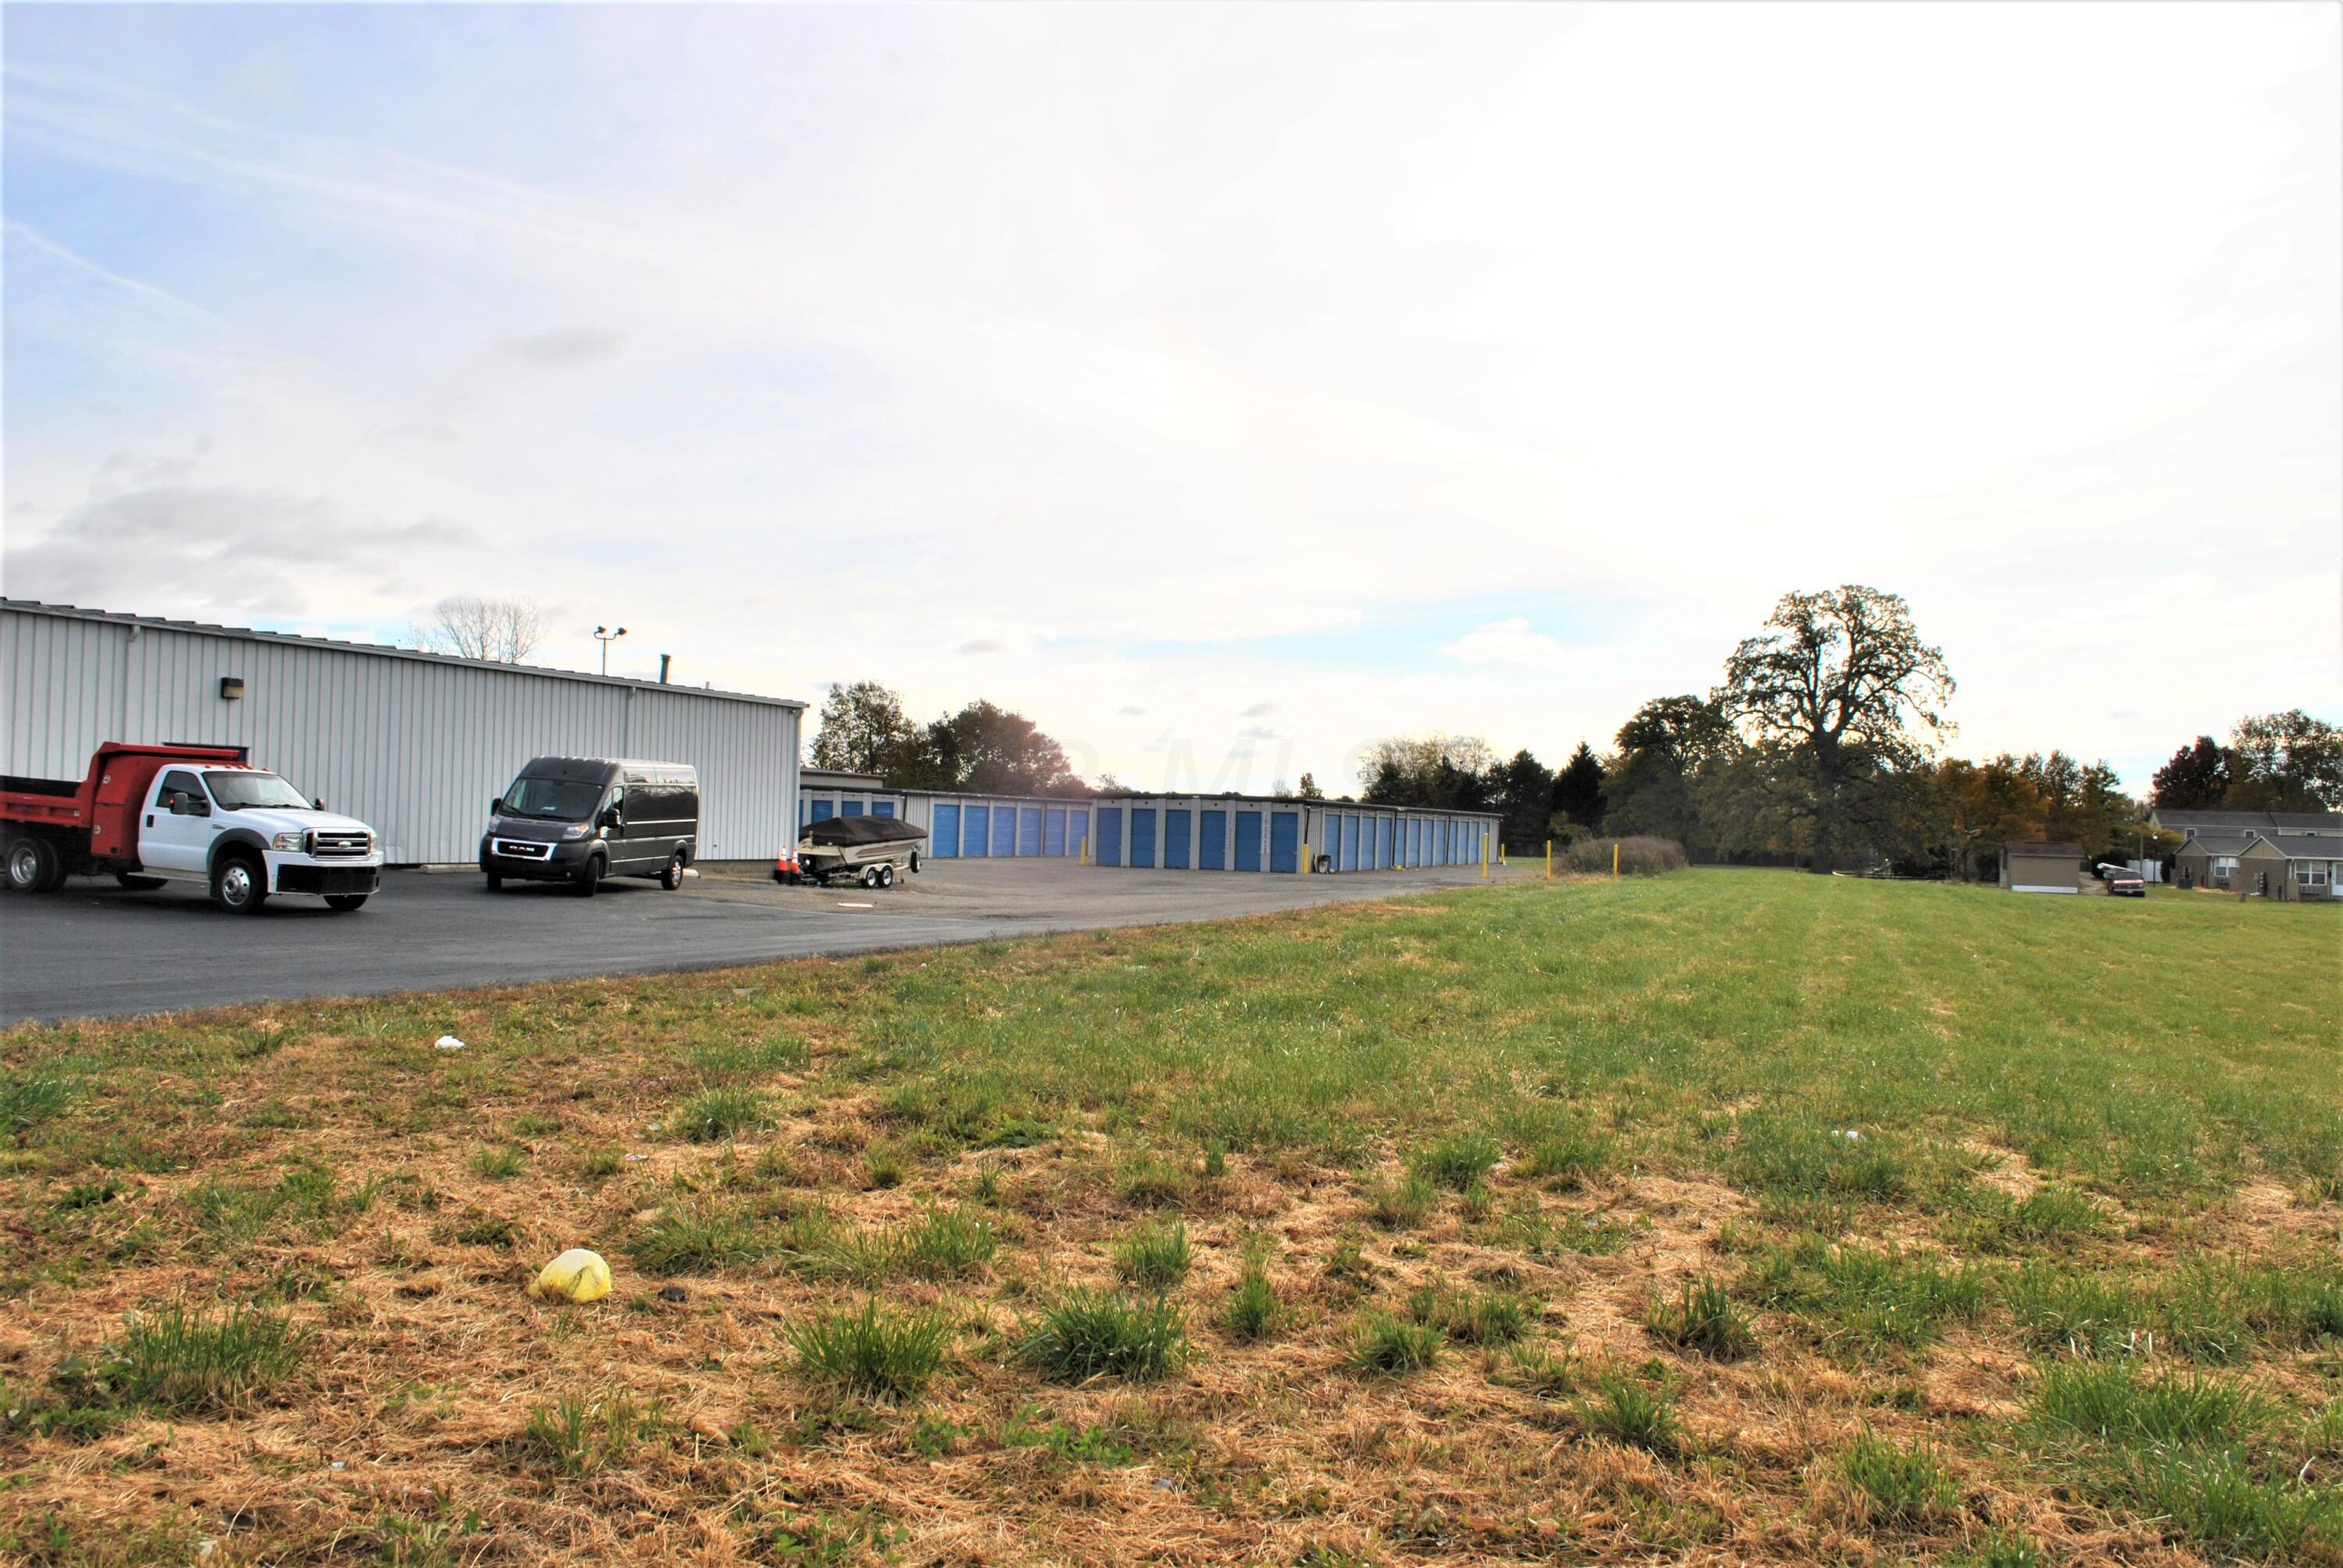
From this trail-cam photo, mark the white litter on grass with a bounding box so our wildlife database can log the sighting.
[1831,1129,1863,1142]
[434,1035,467,1051]
[625,1153,647,1164]
[836,902,875,910]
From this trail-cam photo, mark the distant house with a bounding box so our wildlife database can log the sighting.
[2000,842,2082,894]
[2171,831,2252,891]
[2149,807,2343,841]
[2234,832,2343,902]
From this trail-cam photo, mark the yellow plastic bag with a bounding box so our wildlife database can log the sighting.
[529,1248,612,1303]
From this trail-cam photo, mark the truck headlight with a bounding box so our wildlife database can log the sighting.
[561,823,592,839]
[272,831,309,852]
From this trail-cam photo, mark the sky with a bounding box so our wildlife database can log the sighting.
[4,2,2338,795]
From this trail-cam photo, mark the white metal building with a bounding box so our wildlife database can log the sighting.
[1,600,804,866]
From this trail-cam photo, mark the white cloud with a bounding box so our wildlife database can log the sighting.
[1442,617,1567,669]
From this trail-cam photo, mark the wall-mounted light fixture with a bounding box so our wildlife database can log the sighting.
[219,676,247,700]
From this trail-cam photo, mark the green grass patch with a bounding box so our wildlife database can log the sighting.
[1015,1290,1188,1384]
[1113,1219,1193,1290]
[1645,1276,1756,1360]
[790,1300,951,1403]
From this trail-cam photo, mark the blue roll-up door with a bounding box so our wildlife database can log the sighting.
[1340,814,1357,871]
[1068,809,1089,859]
[990,806,1014,857]
[843,800,864,817]
[1375,817,1390,869]
[1095,807,1122,865]
[1269,811,1299,873]
[1018,807,1042,857]
[873,800,895,818]
[1130,808,1157,867]
[811,799,834,822]
[1234,811,1261,871]
[965,805,990,857]
[1045,808,1066,856]
[1200,811,1227,869]
[933,804,959,857]
[1164,809,1191,869]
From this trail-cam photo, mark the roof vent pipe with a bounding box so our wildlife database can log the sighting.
[658,654,671,684]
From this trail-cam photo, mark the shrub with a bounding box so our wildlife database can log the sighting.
[522,1390,663,1474]
[898,1206,997,1281]
[1645,1277,1756,1360]
[1346,1312,1443,1376]
[790,1300,950,1402]
[1223,1253,1283,1342]
[1015,1290,1188,1384]
[1562,836,1688,875]
[1114,1220,1193,1290]
[675,1087,770,1143]
[1363,1174,1435,1229]
[102,1303,309,1413]
[631,1201,773,1275]
[1577,1367,1681,1456]
[1410,1133,1501,1191]
[1838,1429,1957,1525]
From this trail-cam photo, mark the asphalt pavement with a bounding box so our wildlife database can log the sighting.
[0,857,1525,1025]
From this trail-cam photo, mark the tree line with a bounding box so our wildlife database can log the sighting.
[1355,584,2338,876]
[808,681,1089,797]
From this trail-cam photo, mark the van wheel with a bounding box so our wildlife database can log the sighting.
[325,894,369,912]
[6,836,61,894]
[659,851,685,890]
[115,874,167,891]
[212,853,268,915]
[574,857,604,898]
[484,875,503,891]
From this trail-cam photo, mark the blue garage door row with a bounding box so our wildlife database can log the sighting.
[921,797,1091,860]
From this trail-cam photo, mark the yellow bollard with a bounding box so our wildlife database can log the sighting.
[1546,839,1553,880]
[1612,841,1620,877]
[1300,840,1310,875]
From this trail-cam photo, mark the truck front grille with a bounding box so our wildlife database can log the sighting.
[492,839,555,861]
[312,831,373,858]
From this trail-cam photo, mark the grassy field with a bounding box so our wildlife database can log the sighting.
[1,868,2338,1566]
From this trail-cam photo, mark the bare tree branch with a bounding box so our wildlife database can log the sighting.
[412,596,543,664]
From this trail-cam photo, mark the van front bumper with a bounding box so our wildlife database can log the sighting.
[480,835,596,882]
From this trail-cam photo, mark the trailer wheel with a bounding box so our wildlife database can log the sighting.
[211,853,268,915]
[861,866,879,889]
[908,850,921,874]
[114,874,167,891]
[879,864,895,889]
[5,836,61,895]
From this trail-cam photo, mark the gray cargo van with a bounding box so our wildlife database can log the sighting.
[479,757,698,896]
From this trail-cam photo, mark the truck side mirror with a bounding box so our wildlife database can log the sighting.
[313,797,325,811]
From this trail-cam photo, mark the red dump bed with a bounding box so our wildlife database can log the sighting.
[0,743,247,861]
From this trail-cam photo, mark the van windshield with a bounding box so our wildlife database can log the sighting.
[503,776,603,821]
[203,772,313,811]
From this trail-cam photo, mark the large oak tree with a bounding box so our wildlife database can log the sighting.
[1716,585,1953,871]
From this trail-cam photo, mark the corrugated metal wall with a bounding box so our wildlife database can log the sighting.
[2,605,801,865]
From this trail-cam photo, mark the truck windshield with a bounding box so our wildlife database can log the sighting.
[503,776,603,821]
[203,772,314,811]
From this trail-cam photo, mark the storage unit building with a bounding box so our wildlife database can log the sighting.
[1999,841,2082,893]
[1087,794,1500,875]
[800,768,900,826]
[2,599,804,866]
[895,790,1093,861]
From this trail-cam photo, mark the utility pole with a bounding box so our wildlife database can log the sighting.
[593,625,627,675]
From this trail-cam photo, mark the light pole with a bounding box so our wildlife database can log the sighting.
[593,625,627,675]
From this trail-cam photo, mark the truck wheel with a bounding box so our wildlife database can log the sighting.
[211,853,268,915]
[6,836,60,894]
[659,851,685,890]
[114,874,167,891]
[324,894,369,912]
[574,857,604,898]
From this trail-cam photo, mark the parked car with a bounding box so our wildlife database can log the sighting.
[1,742,383,912]
[480,757,697,896]
[2099,863,2147,897]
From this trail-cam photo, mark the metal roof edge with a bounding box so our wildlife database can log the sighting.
[1,598,805,710]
